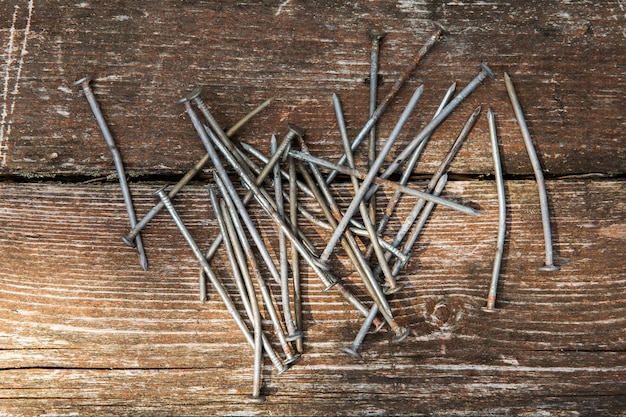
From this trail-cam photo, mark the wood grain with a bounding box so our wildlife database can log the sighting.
[0,1,623,178]
[1,0,624,415]
[1,180,624,415]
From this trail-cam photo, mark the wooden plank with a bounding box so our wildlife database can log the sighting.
[0,179,624,415]
[0,1,623,178]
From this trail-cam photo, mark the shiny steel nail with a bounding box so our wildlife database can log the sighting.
[74,76,148,271]
[214,175,299,365]
[208,186,265,400]
[122,98,272,246]
[482,109,506,312]
[364,63,496,201]
[504,72,559,272]
[326,28,443,184]
[321,85,424,261]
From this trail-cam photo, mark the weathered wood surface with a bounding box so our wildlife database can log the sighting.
[1,180,625,415]
[1,0,625,415]
[0,0,623,178]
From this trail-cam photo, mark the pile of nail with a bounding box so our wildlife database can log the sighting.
[74,29,559,402]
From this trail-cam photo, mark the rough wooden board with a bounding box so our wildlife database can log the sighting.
[0,1,624,178]
[1,180,624,415]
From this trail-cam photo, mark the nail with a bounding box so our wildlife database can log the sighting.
[122,97,272,246]
[213,175,299,365]
[289,155,304,353]
[384,105,482,268]
[321,85,424,261]
[482,109,506,312]
[184,105,337,291]
[391,174,448,276]
[288,149,478,214]
[216,195,288,375]
[207,186,265,399]
[334,92,403,295]
[325,28,444,184]
[239,141,315,199]
[364,63,495,202]
[74,76,148,271]
[297,157,395,321]
[342,303,379,358]
[367,30,386,224]
[372,82,457,254]
[154,186,273,372]
[504,71,559,272]
[271,136,301,342]
[236,143,331,231]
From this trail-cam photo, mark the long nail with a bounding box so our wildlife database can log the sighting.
[372,82,456,253]
[391,173,448,276]
[367,30,387,224]
[504,72,559,272]
[181,99,287,288]
[289,155,304,353]
[326,28,444,184]
[288,149,478,215]
[216,195,288,375]
[186,106,337,291]
[321,85,424,261]
[385,105,482,265]
[199,124,306,267]
[364,63,495,202]
[272,136,300,342]
[122,98,272,246]
[334,92,402,295]
[74,76,148,271]
[297,158,394,321]
[207,186,265,400]
[482,109,506,312]
[154,187,268,364]
[214,175,299,365]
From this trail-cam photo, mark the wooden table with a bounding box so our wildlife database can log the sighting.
[1,1,624,415]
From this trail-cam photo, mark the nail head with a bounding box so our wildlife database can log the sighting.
[73,76,92,88]
[187,87,203,101]
[342,346,362,359]
[480,63,496,79]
